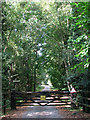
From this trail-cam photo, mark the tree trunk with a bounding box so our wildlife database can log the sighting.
[34,66,36,92]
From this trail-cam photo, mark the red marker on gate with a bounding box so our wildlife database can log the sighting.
[70,88,76,98]
[70,88,76,94]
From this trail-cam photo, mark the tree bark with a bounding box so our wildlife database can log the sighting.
[34,66,36,92]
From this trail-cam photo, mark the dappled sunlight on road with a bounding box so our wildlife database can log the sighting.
[26,111,53,117]
[41,85,51,91]
[22,106,64,118]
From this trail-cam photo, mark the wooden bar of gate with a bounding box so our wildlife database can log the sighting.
[11,90,71,107]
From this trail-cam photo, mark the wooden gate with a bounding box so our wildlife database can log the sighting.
[11,90,71,109]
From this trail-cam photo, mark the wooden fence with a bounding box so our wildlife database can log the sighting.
[2,92,10,115]
[76,91,90,112]
[1,90,90,114]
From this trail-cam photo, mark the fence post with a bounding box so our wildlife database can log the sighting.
[82,91,85,112]
[3,94,6,115]
[70,88,77,109]
[82,91,90,113]
[11,89,16,110]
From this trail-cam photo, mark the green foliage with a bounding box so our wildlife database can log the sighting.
[36,85,44,92]
[67,2,89,89]
[2,1,89,94]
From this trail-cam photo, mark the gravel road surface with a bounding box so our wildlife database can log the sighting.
[21,106,63,118]
[41,85,51,91]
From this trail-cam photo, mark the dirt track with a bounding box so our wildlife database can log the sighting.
[21,106,63,118]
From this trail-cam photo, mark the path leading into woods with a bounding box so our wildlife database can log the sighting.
[3,85,90,119]
[21,85,64,118]
[41,84,51,91]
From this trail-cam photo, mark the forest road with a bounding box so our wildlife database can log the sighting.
[21,85,64,119]
[41,84,51,91]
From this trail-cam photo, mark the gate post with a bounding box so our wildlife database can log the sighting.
[11,89,16,110]
[3,94,6,115]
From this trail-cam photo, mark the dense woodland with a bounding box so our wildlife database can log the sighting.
[1,1,90,112]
